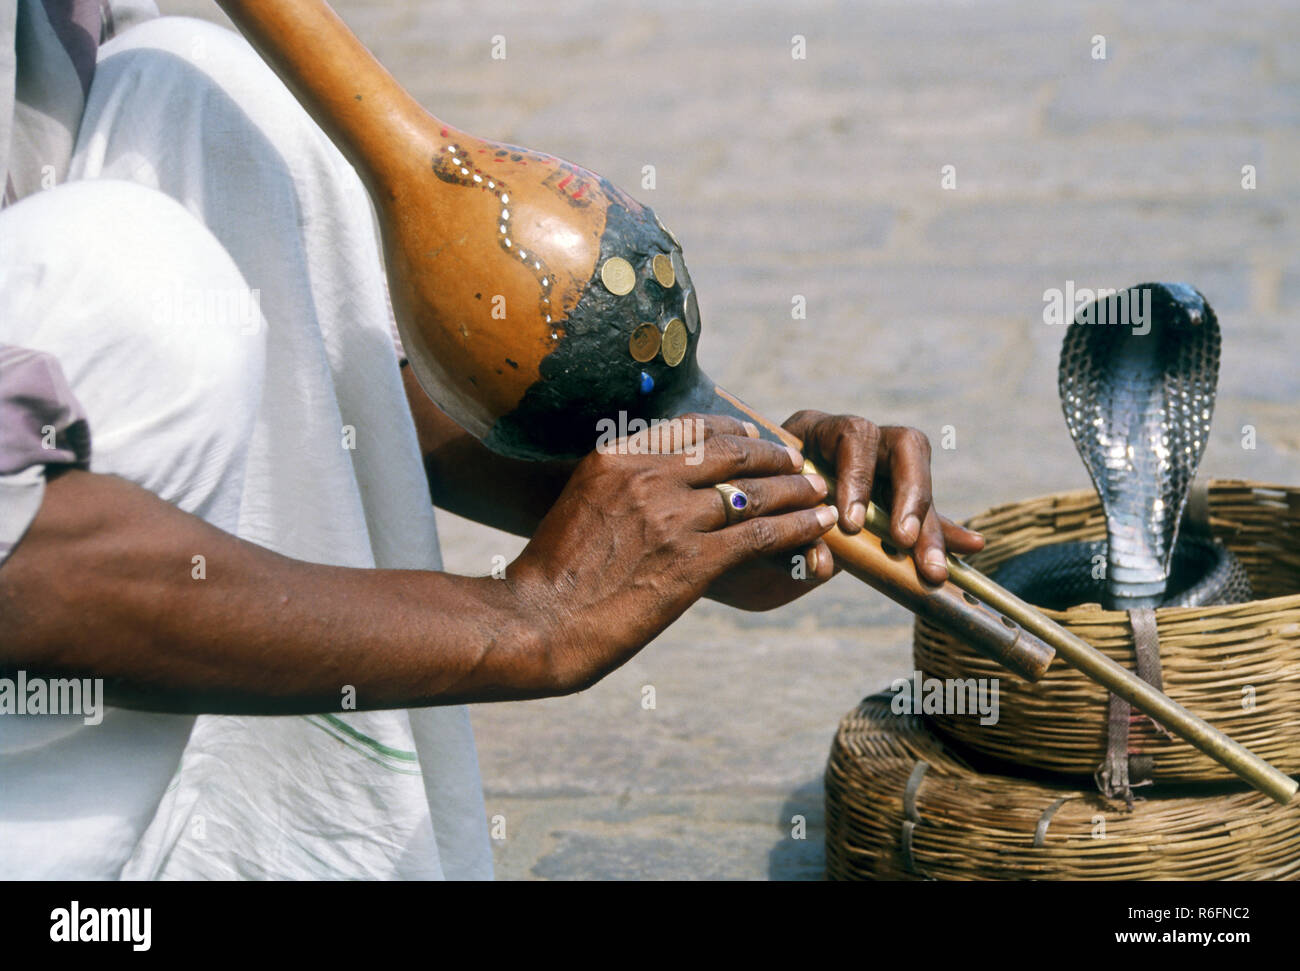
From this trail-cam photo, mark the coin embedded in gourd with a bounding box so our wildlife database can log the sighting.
[652,253,676,289]
[682,289,700,334]
[600,257,636,295]
[629,323,661,362]
[661,318,688,366]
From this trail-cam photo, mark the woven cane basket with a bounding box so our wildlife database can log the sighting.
[824,695,1300,880]
[913,479,1300,783]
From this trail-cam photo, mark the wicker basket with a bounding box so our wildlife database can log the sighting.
[914,479,1300,783]
[824,695,1300,880]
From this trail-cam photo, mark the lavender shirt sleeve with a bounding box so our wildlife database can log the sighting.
[0,343,91,566]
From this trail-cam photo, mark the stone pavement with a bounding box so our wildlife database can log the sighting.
[169,0,1300,878]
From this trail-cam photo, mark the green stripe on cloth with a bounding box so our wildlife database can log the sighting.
[303,714,422,775]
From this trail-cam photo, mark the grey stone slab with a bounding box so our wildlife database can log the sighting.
[466,605,906,798]
[1279,268,1300,312]
[1047,40,1300,131]
[924,199,1299,266]
[699,133,1285,207]
[483,788,826,880]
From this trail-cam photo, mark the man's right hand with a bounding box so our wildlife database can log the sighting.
[508,414,836,693]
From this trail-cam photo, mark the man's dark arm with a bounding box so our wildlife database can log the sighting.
[0,420,833,714]
[0,468,555,714]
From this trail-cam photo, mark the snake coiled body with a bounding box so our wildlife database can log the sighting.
[991,534,1253,611]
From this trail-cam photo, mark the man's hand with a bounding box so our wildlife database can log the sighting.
[707,411,984,611]
[508,414,837,691]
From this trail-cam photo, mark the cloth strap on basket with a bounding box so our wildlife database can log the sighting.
[1094,607,1175,808]
[899,761,934,879]
[1095,480,1208,807]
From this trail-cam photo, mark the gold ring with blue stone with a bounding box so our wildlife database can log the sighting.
[715,483,750,525]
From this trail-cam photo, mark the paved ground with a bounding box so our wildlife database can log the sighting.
[171,0,1300,878]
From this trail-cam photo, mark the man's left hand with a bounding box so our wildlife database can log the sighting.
[706,410,984,611]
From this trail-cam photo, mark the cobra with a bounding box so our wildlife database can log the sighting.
[991,284,1253,612]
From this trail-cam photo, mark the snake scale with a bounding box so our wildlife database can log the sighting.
[991,283,1253,611]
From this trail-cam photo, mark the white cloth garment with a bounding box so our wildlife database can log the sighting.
[0,16,492,879]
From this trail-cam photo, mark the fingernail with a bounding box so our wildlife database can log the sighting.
[786,446,803,469]
[742,421,759,438]
[900,515,920,544]
[804,473,827,495]
[807,547,819,574]
[847,501,867,529]
[924,549,947,572]
[816,505,838,528]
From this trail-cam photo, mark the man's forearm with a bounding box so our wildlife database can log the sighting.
[401,364,573,536]
[0,469,560,714]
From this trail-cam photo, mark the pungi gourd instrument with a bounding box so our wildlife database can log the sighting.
[215,0,1297,804]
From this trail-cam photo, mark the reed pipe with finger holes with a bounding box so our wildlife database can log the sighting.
[214,0,1297,805]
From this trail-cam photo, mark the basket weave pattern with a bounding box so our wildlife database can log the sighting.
[825,696,1300,881]
[825,480,1300,880]
[914,480,1300,781]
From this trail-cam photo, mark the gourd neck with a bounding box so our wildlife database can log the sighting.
[216,0,444,197]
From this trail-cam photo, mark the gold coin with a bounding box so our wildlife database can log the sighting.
[651,253,676,289]
[661,318,688,366]
[628,323,661,362]
[600,256,636,295]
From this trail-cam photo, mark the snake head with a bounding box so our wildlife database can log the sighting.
[1058,283,1221,609]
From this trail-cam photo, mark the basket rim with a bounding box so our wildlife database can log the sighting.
[961,478,1300,619]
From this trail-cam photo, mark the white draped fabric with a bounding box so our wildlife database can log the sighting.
[0,15,492,880]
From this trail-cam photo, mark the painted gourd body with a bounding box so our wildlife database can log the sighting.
[384,125,711,460]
